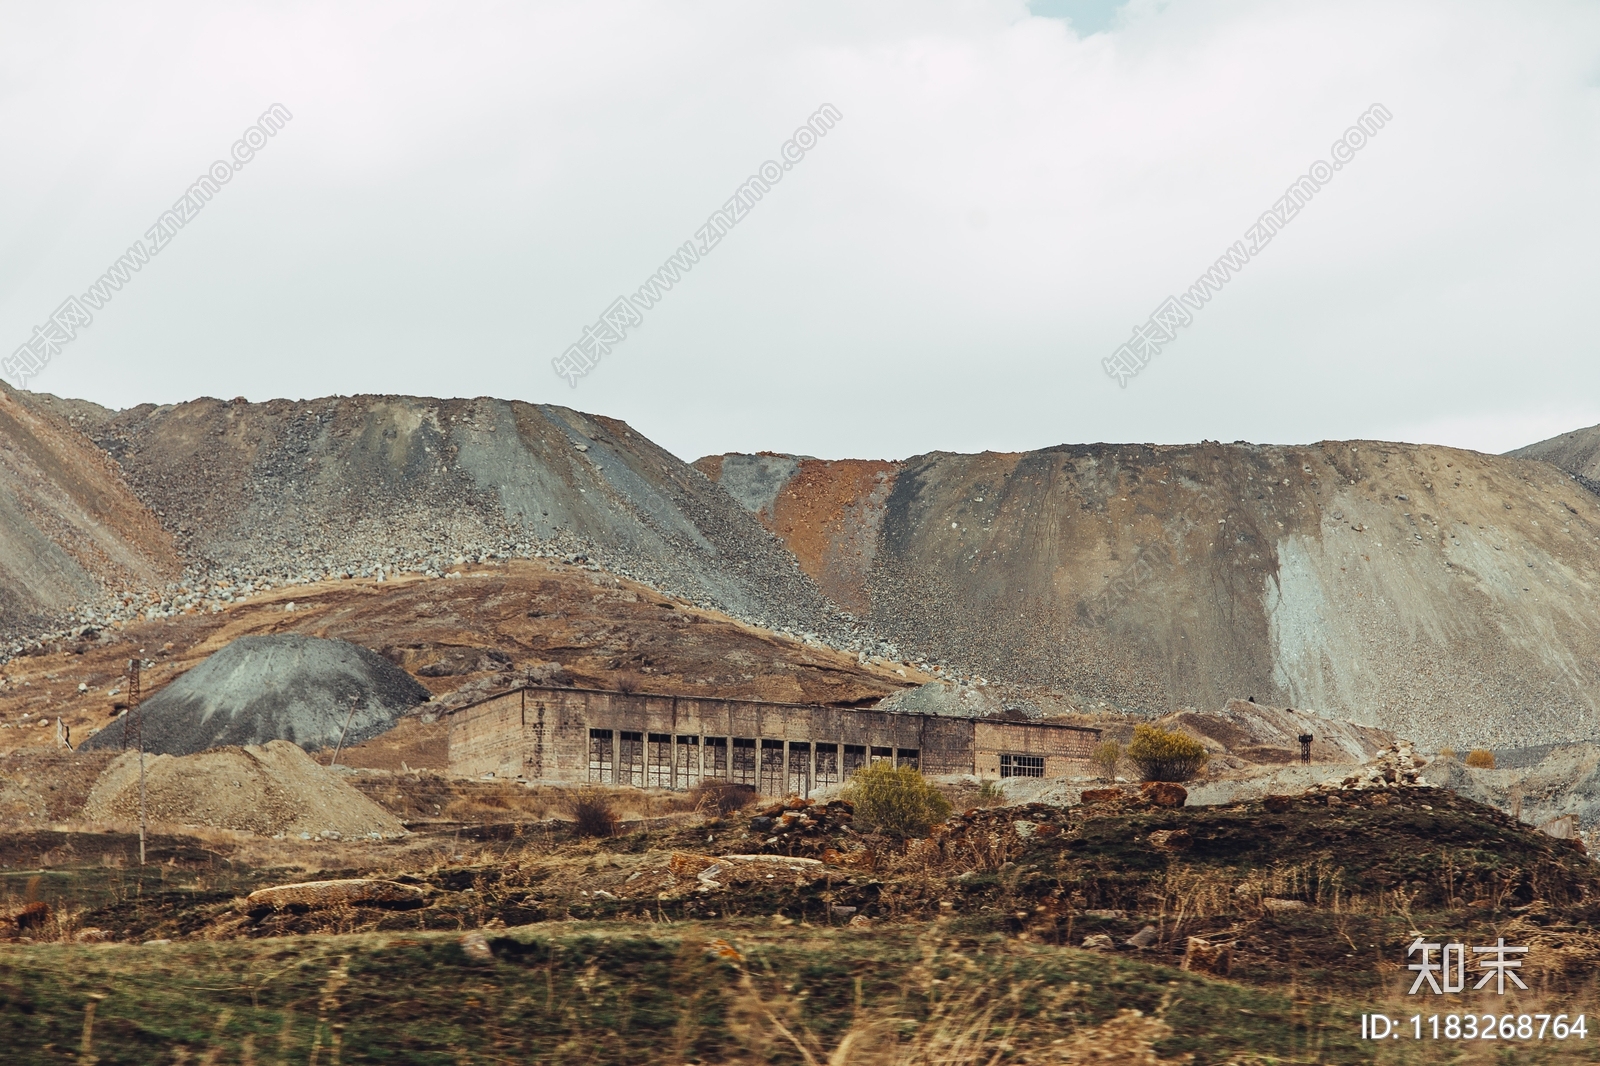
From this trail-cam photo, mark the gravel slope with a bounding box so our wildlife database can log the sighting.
[0,385,179,639]
[701,440,1600,749]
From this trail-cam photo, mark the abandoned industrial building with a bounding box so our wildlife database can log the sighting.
[448,686,1101,797]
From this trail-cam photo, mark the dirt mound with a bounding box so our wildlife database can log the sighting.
[81,739,406,838]
[82,634,430,755]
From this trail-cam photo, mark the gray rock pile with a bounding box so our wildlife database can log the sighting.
[82,634,430,756]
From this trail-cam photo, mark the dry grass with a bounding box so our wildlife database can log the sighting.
[689,780,758,818]
[566,788,620,838]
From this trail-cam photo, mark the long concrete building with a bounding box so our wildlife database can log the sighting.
[448,686,1100,797]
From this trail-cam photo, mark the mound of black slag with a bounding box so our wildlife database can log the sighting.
[84,635,431,756]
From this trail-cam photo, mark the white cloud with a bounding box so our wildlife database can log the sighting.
[1,0,1596,462]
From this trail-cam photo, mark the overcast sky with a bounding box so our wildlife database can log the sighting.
[3,1,1597,462]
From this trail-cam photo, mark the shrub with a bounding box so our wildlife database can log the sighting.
[689,780,757,817]
[1126,724,1208,783]
[1091,739,1122,781]
[1464,748,1496,769]
[841,762,952,840]
[565,788,619,837]
[975,779,1005,806]
[1438,747,1457,762]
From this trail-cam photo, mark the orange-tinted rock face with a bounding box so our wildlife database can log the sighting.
[765,459,899,615]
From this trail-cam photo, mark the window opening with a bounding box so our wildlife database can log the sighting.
[647,732,672,788]
[618,730,644,787]
[587,729,614,783]
[759,739,786,796]
[675,735,702,789]
[787,741,811,797]
[732,738,757,786]
[999,753,1044,778]
[814,743,839,790]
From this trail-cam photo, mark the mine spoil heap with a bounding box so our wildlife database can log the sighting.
[82,633,430,756]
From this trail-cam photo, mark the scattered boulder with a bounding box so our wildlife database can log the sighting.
[1124,925,1159,949]
[1262,898,1308,914]
[1140,782,1188,808]
[1080,787,1127,805]
[459,930,494,963]
[1182,936,1234,976]
[1081,933,1116,951]
[745,798,854,856]
[1148,829,1191,851]
[245,879,426,917]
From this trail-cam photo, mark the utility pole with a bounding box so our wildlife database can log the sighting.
[329,693,360,769]
[128,656,145,866]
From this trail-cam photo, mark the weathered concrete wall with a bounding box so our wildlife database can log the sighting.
[973,719,1100,779]
[449,687,1098,794]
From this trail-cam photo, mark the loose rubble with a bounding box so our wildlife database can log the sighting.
[745,797,856,857]
[1308,741,1427,793]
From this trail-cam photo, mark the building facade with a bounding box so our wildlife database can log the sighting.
[447,686,1100,796]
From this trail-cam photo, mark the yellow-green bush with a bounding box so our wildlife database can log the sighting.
[1091,739,1122,781]
[1464,748,1496,769]
[842,762,952,840]
[1126,724,1208,783]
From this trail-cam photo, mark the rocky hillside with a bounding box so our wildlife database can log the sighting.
[1510,421,1600,487]
[697,441,1600,750]
[0,384,179,639]
[65,394,862,646]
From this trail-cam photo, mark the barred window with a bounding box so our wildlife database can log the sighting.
[732,738,757,786]
[618,731,644,787]
[814,743,839,790]
[843,744,867,777]
[588,729,614,783]
[787,741,811,797]
[759,739,786,796]
[896,748,920,771]
[675,735,702,789]
[1000,753,1045,778]
[704,736,729,780]
[647,733,672,788]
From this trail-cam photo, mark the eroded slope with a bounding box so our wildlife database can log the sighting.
[701,441,1600,748]
[0,384,179,638]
